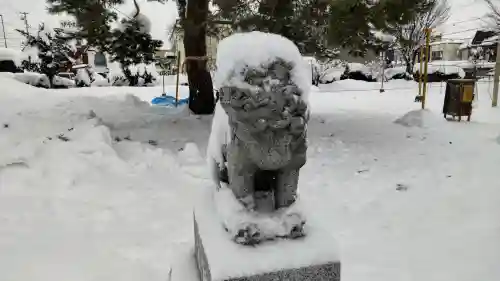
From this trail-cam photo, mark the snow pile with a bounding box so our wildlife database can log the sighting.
[0,48,23,66]
[214,31,311,95]
[177,142,211,180]
[52,75,75,88]
[13,72,50,88]
[394,109,444,128]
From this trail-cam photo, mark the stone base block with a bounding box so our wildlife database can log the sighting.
[193,190,341,281]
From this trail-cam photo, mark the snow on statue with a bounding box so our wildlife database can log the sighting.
[207,31,311,245]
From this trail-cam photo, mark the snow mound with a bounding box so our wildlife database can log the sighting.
[414,62,466,78]
[0,47,23,66]
[394,110,438,128]
[178,143,203,165]
[52,75,75,88]
[14,72,50,88]
[214,31,310,96]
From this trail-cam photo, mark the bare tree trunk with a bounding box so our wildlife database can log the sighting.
[183,0,215,115]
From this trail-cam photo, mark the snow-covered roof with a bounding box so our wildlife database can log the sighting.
[480,35,499,47]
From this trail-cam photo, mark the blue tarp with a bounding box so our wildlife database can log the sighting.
[151,95,189,107]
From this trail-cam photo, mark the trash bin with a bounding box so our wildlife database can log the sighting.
[442,79,475,122]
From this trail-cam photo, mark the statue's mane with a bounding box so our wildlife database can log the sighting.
[219,58,308,135]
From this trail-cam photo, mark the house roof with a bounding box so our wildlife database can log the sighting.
[471,30,496,45]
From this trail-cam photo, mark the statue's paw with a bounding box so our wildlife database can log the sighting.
[281,212,306,239]
[233,223,261,246]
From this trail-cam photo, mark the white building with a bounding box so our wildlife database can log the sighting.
[429,40,463,61]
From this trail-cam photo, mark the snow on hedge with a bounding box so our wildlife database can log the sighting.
[320,68,344,84]
[0,48,23,67]
[346,62,374,77]
[214,31,311,97]
[414,62,466,78]
[384,67,411,80]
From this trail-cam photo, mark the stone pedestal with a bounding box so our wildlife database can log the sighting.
[193,190,341,281]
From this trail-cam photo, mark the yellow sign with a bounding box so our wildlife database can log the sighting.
[462,85,474,102]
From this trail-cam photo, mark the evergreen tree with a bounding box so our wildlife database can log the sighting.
[328,0,432,57]
[213,0,335,59]
[17,23,75,86]
[47,0,164,87]
[108,16,163,86]
[214,0,431,58]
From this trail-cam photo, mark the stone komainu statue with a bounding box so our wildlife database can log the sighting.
[208,33,310,245]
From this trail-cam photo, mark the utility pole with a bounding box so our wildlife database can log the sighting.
[19,12,29,34]
[422,28,431,110]
[0,15,7,48]
[492,38,500,107]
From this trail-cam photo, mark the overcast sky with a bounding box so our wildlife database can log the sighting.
[0,0,493,50]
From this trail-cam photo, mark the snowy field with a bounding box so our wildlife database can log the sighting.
[1,76,500,281]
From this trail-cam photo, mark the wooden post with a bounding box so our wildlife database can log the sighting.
[492,38,500,107]
[162,71,165,95]
[418,46,424,97]
[175,51,181,107]
[380,51,386,93]
[422,28,432,110]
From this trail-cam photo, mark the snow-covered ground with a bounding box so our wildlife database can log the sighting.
[1,75,500,281]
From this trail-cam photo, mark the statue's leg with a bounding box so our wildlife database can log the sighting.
[226,139,261,245]
[275,168,306,239]
[227,141,257,210]
[275,169,299,209]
